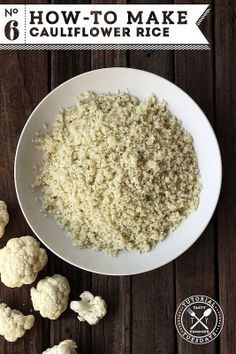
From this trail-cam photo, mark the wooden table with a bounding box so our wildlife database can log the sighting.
[0,0,235,353]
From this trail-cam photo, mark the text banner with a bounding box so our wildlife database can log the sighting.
[0,4,210,50]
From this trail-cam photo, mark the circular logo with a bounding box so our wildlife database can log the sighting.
[175,295,224,345]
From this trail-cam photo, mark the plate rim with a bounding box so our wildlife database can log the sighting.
[14,67,222,276]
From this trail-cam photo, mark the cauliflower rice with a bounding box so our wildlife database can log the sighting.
[34,92,200,256]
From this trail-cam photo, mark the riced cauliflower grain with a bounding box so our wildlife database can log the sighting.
[34,92,200,256]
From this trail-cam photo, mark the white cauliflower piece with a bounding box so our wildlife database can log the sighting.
[31,274,70,320]
[70,291,107,325]
[42,339,78,354]
[0,201,9,238]
[0,236,48,288]
[0,303,35,342]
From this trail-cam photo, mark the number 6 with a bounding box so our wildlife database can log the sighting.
[5,20,19,41]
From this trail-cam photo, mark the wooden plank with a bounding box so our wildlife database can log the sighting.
[131,264,176,354]
[50,51,92,354]
[90,274,131,354]
[0,0,50,352]
[175,225,216,352]
[174,0,217,353]
[86,0,132,352]
[48,253,91,354]
[91,0,127,70]
[48,0,93,349]
[127,2,176,354]
[0,50,49,353]
[44,6,91,354]
[50,1,130,353]
[129,54,176,354]
[89,9,131,354]
[89,2,131,354]
[215,0,236,353]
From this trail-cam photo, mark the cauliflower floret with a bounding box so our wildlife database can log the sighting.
[0,303,35,342]
[42,339,78,354]
[70,291,107,325]
[0,236,48,288]
[0,201,9,238]
[31,274,70,320]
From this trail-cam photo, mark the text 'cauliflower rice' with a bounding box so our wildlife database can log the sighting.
[34,92,201,256]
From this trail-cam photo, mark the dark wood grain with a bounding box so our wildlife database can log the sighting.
[127,1,176,353]
[50,50,92,354]
[90,1,131,351]
[174,0,218,353]
[215,0,236,353]
[127,56,176,353]
[0,50,49,354]
[0,2,50,353]
[87,0,132,352]
[48,3,93,354]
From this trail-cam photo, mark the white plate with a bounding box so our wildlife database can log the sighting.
[14,68,222,276]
